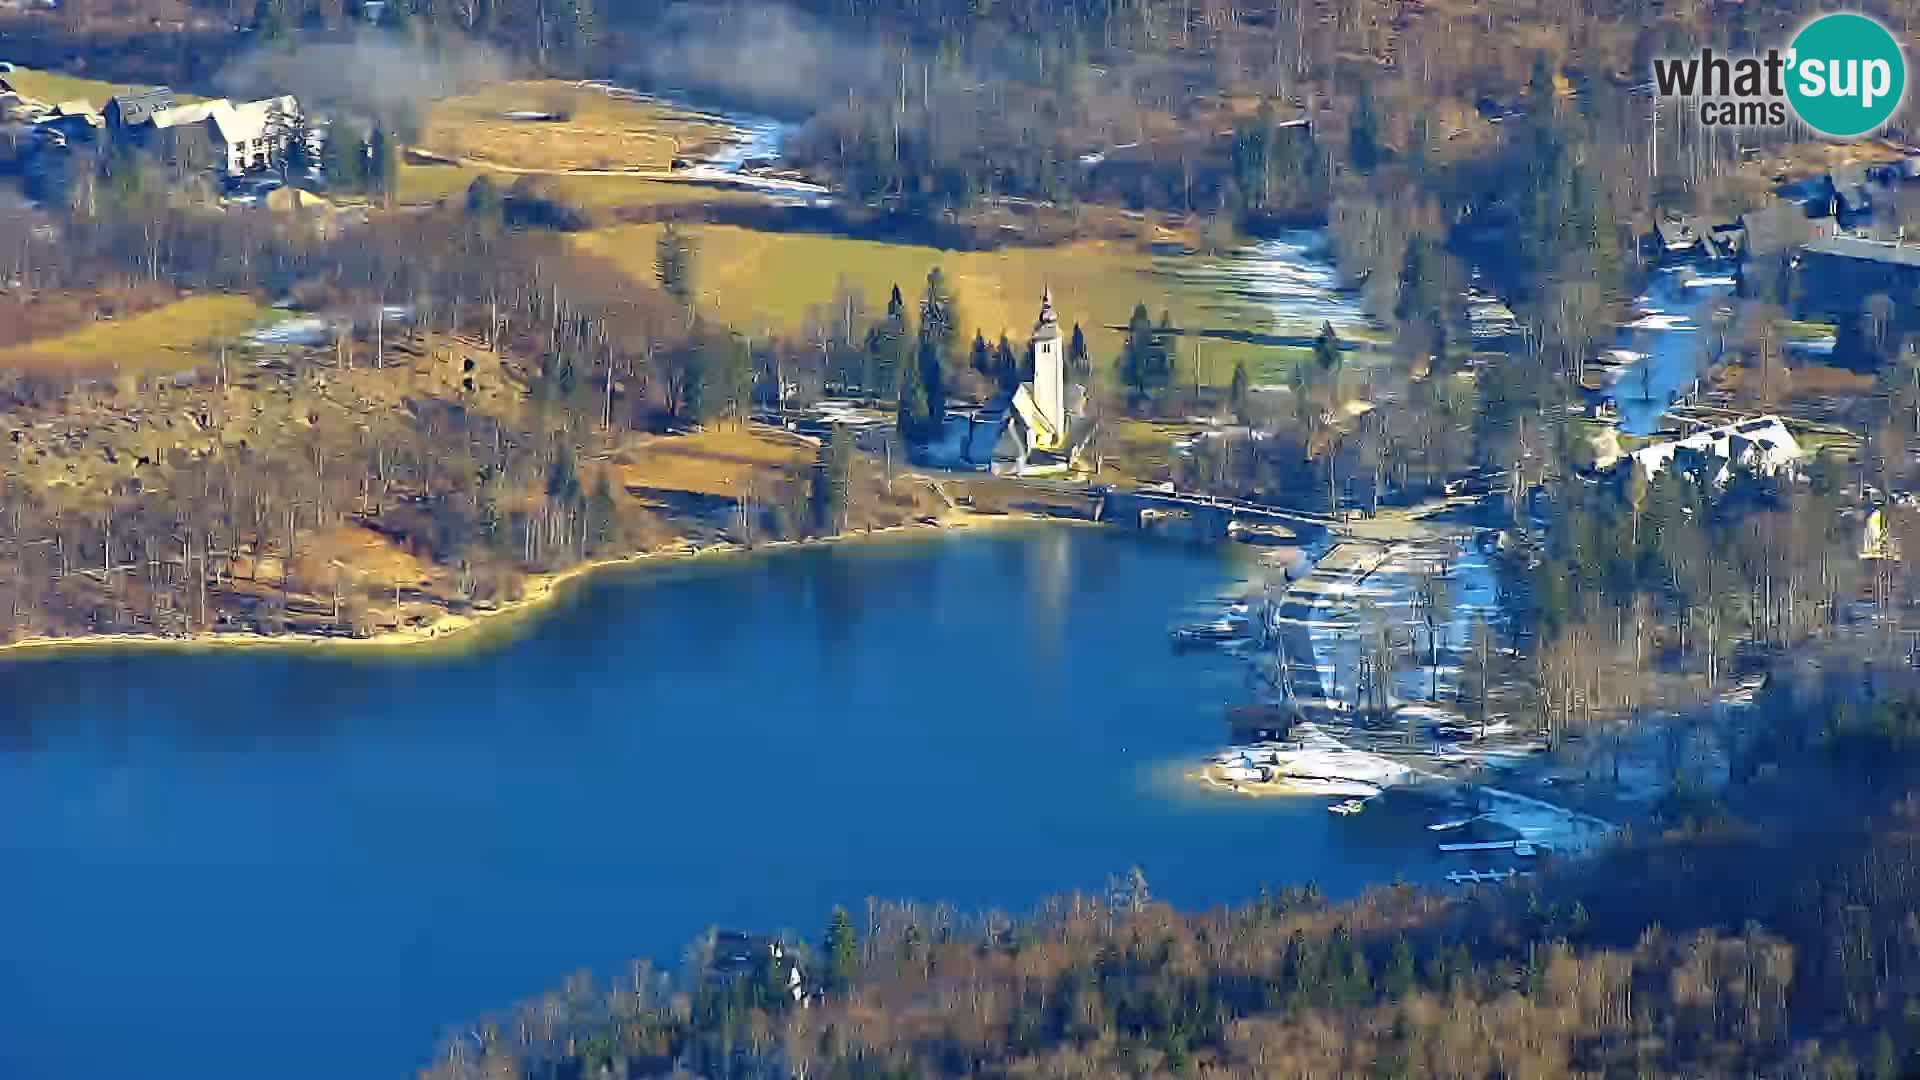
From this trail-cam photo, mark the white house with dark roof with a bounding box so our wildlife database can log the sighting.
[150,95,299,175]
[103,88,176,130]
[1626,415,1802,486]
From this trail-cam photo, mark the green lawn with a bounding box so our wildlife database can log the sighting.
[415,80,730,172]
[1783,319,1837,341]
[396,160,774,212]
[574,223,1323,384]
[2,67,204,108]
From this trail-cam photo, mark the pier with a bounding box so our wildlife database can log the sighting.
[1097,488,1336,542]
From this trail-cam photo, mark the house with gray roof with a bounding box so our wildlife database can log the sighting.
[1797,235,1920,320]
[103,88,175,131]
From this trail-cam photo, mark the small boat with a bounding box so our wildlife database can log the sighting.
[1427,814,1486,832]
[1282,776,1384,797]
[1438,840,1521,852]
[1328,798,1367,815]
[1172,619,1244,646]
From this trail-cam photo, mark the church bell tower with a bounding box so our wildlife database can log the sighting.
[1032,289,1065,444]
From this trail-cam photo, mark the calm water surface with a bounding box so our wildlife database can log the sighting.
[0,525,1444,1080]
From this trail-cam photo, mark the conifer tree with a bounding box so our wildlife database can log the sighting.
[1068,323,1091,378]
[896,333,931,440]
[995,335,1019,392]
[655,224,696,309]
[812,425,852,535]
[824,907,859,992]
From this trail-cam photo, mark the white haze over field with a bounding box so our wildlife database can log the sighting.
[214,31,517,130]
[620,3,899,114]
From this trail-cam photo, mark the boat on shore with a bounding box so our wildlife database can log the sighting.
[1172,618,1247,647]
[1282,775,1384,797]
[1445,868,1520,885]
[1437,839,1544,855]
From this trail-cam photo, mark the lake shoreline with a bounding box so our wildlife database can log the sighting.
[0,510,1076,662]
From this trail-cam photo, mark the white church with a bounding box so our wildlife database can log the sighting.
[942,290,1094,476]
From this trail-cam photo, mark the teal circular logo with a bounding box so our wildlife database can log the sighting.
[1786,13,1906,138]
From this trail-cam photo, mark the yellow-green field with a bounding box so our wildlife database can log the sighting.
[1,67,204,109]
[614,427,812,499]
[1091,418,1201,485]
[415,80,731,173]
[574,223,1289,382]
[0,294,273,374]
[396,160,773,212]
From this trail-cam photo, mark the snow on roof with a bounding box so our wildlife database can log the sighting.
[152,95,297,144]
[151,99,222,128]
[1627,414,1801,483]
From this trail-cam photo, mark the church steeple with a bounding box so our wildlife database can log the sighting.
[1030,287,1065,439]
[1034,287,1060,341]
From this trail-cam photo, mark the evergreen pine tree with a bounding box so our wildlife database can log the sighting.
[711,333,753,425]
[367,127,398,200]
[1350,88,1380,174]
[1120,302,1172,407]
[1384,936,1416,999]
[1313,321,1343,373]
[917,333,945,435]
[1068,323,1091,378]
[321,121,365,191]
[282,117,313,184]
[995,335,1019,392]
[588,471,617,552]
[920,267,960,373]
[896,333,931,441]
[465,175,503,219]
[655,223,696,309]
[824,907,859,992]
[812,425,853,535]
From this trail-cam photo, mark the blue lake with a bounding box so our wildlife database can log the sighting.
[0,525,1445,1079]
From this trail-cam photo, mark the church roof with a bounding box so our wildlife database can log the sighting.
[993,410,1029,464]
[1009,383,1060,444]
[1033,288,1061,342]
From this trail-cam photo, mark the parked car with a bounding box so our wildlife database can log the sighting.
[223,174,285,205]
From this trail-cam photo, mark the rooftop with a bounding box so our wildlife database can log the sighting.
[1804,235,1920,268]
[152,95,298,146]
